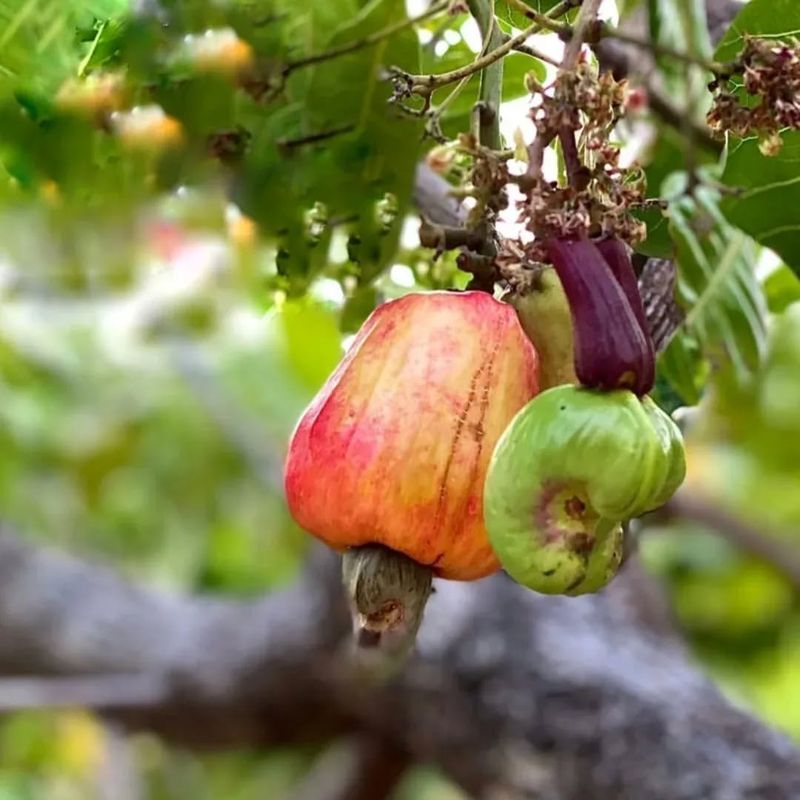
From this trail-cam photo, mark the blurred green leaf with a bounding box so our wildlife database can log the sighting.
[764,265,800,314]
[657,330,705,405]
[648,0,712,103]
[668,184,768,380]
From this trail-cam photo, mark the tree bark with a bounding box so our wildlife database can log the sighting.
[0,530,797,799]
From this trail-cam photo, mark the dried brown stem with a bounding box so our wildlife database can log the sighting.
[561,0,603,70]
[558,126,584,188]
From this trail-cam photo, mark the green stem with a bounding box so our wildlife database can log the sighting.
[466,0,504,150]
[410,16,555,96]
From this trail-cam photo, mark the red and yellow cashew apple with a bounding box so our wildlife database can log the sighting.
[285,290,540,581]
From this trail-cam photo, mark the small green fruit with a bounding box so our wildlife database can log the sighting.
[509,267,577,390]
[483,385,685,595]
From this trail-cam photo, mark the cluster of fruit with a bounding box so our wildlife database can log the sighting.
[284,235,685,606]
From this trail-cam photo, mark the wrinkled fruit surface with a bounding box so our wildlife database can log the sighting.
[484,385,685,595]
[547,237,655,396]
[285,291,540,580]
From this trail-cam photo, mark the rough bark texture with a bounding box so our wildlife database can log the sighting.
[0,530,798,799]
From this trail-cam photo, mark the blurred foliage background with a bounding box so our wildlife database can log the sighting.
[0,0,799,796]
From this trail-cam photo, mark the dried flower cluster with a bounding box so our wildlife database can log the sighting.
[707,37,800,156]
[458,134,511,226]
[417,62,649,286]
[515,64,647,264]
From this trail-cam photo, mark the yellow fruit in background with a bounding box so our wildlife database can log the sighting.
[111,106,183,151]
[55,72,126,119]
[182,29,254,76]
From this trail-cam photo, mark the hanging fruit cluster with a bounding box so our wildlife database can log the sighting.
[284,291,538,652]
[284,243,684,623]
[283,55,686,652]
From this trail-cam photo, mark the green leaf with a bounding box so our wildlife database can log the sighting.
[669,186,768,380]
[495,0,563,30]
[648,0,712,107]
[715,0,800,63]
[764,264,800,314]
[636,127,711,259]
[720,132,800,274]
[657,330,704,405]
[280,299,343,389]
[234,0,424,288]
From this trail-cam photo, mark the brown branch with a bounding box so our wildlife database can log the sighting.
[0,675,168,711]
[0,526,798,798]
[507,0,730,75]
[561,0,603,70]
[597,23,730,75]
[660,490,800,590]
[637,256,684,354]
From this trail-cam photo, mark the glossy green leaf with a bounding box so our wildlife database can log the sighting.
[720,132,800,274]
[714,0,800,63]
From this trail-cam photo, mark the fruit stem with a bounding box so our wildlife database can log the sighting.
[341,545,433,669]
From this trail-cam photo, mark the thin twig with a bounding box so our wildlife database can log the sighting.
[514,42,560,65]
[561,0,603,69]
[277,123,355,151]
[394,0,571,106]
[506,0,730,75]
[284,0,451,76]
[659,490,800,590]
[404,17,557,97]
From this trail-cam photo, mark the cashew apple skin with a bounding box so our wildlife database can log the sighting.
[509,267,578,390]
[483,385,685,595]
[284,290,540,581]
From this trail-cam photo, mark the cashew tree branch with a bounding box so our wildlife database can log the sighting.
[0,527,799,799]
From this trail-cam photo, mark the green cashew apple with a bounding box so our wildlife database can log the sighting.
[509,266,577,390]
[483,385,685,595]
